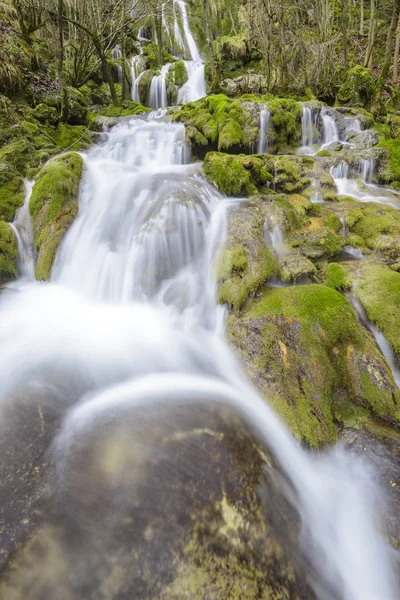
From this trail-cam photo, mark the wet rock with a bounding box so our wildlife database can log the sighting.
[227,285,400,447]
[29,152,83,280]
[215,202,277,310]
[0,401,316,600]
[221,74,270,98]
[336,65,376,110]
[350,130,379,149]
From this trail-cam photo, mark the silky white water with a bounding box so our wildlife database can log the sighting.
[0,112,397,599]
[258,105,270,154]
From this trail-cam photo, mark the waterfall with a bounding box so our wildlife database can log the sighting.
[0,116,397,600]
[174,0,201,62]
[130,56,145,102]
[112,44,123,83]
[177,61,206,104]
[257,105,270,154]
[321,112,339,147]
[359,158,374,183]
[301,107,315,149]
[149,64,172,109]
[10,180,35,279]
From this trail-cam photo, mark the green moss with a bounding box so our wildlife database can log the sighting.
[214,35,248,75]
[336,65,375,109]
[378,137,400,184]
[0,221,18,281]
[203,152,271,196]
[316,149,331,157]
[228,284,400,446]
[30,152,83,280]
[174,61,188,87]
[345,203,400,261]
[216,204,278,311]
[325,263,351,290]
[53,123,91,151]
[0,171,25,222]
[97,100,150,118]
[354,264,400,356]
[267,98,302,151]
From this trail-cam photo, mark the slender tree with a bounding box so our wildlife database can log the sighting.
[378,0,400,84]
[57,0,69,121]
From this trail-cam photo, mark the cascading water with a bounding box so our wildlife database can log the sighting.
[149,64,172,109]
[0,114,398,599]
[10,179,35,279]
[112,44,123,83]
[321,109,339,148]
[257,105,270,154]
[174,0,206,104]
[331,160,398,206]
[300,106,319,153]
[130,55,145,102]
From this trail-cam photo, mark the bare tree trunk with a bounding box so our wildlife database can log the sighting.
[58,0,69,122]
[155,12,163,67]
[378,0,400,84]
[394,14,400,81]
[364,0,376,67]
[92,34,118,104]
[341,0,349,71]
[360,0,364,35]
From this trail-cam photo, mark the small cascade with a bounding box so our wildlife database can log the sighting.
[300,106,319,153]
[175,0,201,62]
[264,218,284,256]
[138,28,151,43]
[340,216,348,238]
[257,105,270,154]
[112,44,123,83]
[10,180,35,279]
[130,56,146,102]
[177,61,206,104]
[173,1,185,54]
[310,179,323,203]
[344,117,362,136]
[149,64,172,109]
[350,295,400,388]
[321,109,339,148]
[359,158,374,183]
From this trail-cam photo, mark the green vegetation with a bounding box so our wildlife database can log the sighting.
[325,263,351,290]
[336,66,376,110]
[30,152,83,281]
[0,221,18,282]
[228,284,400,447]
[203,152,271,196]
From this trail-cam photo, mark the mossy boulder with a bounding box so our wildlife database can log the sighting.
[216,203,278,310]
[324,262,351,290]
[345,203,400,263]
[267,98,302,153]
[31,103,59,126]
[66,87,88,126]
[348,261,400,357]
[29,152,83,281]
[288,206,345,259]
[137,70,156,106]
[336,65,375,110]
[0,162,25,222]
[228,285,400,447]
[0,221,18,282]
[378,136,400,184]
[173,60,188,87]
[203,152,272,196]
[278,250,317,283]
[172,94,259,155]
[96,100,150,118]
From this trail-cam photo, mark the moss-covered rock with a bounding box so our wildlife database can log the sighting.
[0,162,25,222]
[137,69,156,106]
[228,285,400,447]
[268,98,302,153]
[288,206,345,259]
[216,203,278,310]
[173,60,188,87]
[336,65,376,110]
[278,250,317,283]
[348,261,400,356]
[378,136,400,184]
[31,103,59,126]
[214,35,248,75]
[96,100,150,118]
[0,221,18,282]
[324,262,351,290]
[30,152,83,281]
[345,202,400,263]
[203,152,272,196]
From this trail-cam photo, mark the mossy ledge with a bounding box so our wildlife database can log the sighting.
[227,284,400,447]
[0,221,18,283]
[30,152,83,281]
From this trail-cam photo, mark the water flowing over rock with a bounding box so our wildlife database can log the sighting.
[0,112,398,599]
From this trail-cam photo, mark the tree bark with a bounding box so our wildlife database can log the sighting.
[58,0,69,122]
[394,14,400,81]
[360,0,364,35]
[378,0,400,84]
[341,0,349,71]
[364,0,376,67]
[92,34,118,104]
